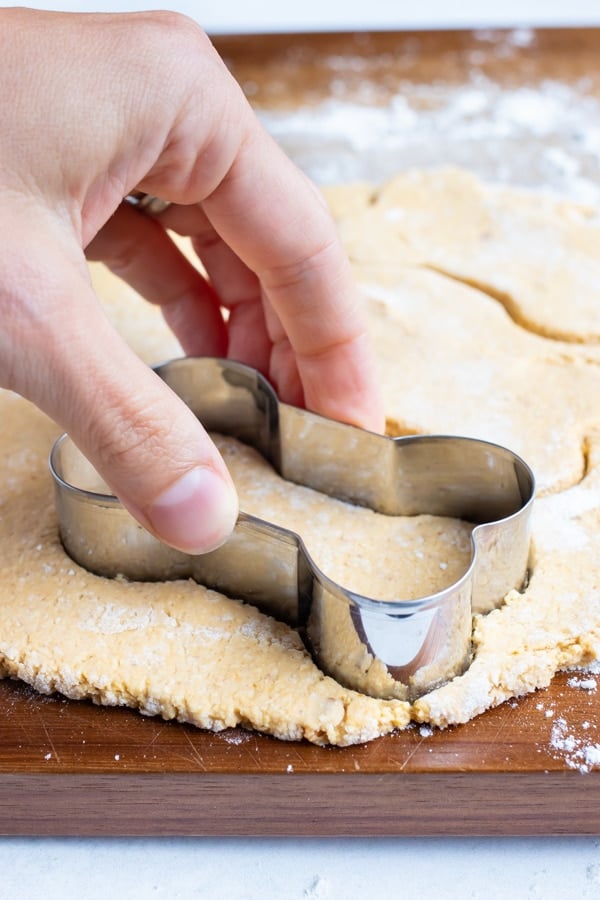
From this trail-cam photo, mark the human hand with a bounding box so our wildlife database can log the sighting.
[0,9,384,554]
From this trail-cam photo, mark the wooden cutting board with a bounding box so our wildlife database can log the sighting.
[2,671,599,836]
[1,28,599,837]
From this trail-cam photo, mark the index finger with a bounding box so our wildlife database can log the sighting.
[201,125,385,433]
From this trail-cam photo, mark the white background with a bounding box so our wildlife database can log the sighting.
[3,3,600,898]
[7,0,600,32]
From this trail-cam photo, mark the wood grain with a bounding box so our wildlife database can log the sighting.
[2,773,599,837]
[1,671,599,835]
[213,27,600,108]
[2,27,600,836]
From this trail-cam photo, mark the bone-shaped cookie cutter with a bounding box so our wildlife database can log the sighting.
[50,357,535,701]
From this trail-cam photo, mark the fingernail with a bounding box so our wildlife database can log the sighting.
[146,467,238,554]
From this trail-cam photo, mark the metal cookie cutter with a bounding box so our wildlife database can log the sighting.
[50,358,535,701]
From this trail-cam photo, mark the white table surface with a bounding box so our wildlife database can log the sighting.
[2,835,600,899]
[2,4,600,898]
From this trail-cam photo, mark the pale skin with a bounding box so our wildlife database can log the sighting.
[0,8,384,554]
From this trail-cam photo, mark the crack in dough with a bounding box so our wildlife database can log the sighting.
[329,167,600,344]
[422,263,566,342]
[357,265,599,495]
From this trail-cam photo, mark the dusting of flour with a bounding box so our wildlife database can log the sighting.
[546,665,600,773]
[260,77,600,206]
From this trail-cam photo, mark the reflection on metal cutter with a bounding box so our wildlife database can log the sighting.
[50,357,535,701]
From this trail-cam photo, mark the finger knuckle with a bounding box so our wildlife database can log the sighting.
[262,236,341,294]
[93,406,174,474]
[137,10,212,59]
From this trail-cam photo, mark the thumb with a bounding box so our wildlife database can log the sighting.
[74,338,240,555]
[3,235,238,555]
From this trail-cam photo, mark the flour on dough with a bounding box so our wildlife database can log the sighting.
[1,166,599,741]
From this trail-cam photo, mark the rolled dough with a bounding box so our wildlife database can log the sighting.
[1,167,599,743]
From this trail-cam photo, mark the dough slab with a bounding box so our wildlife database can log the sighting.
[1,168,599,744]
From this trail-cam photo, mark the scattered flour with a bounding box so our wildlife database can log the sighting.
[219,730,252,746]
[548,661,600,774]
[259,77,600,205]
[550,718,600,774]
[567,677,598,691]
[572,661,600,676]
[533,669,600,774]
